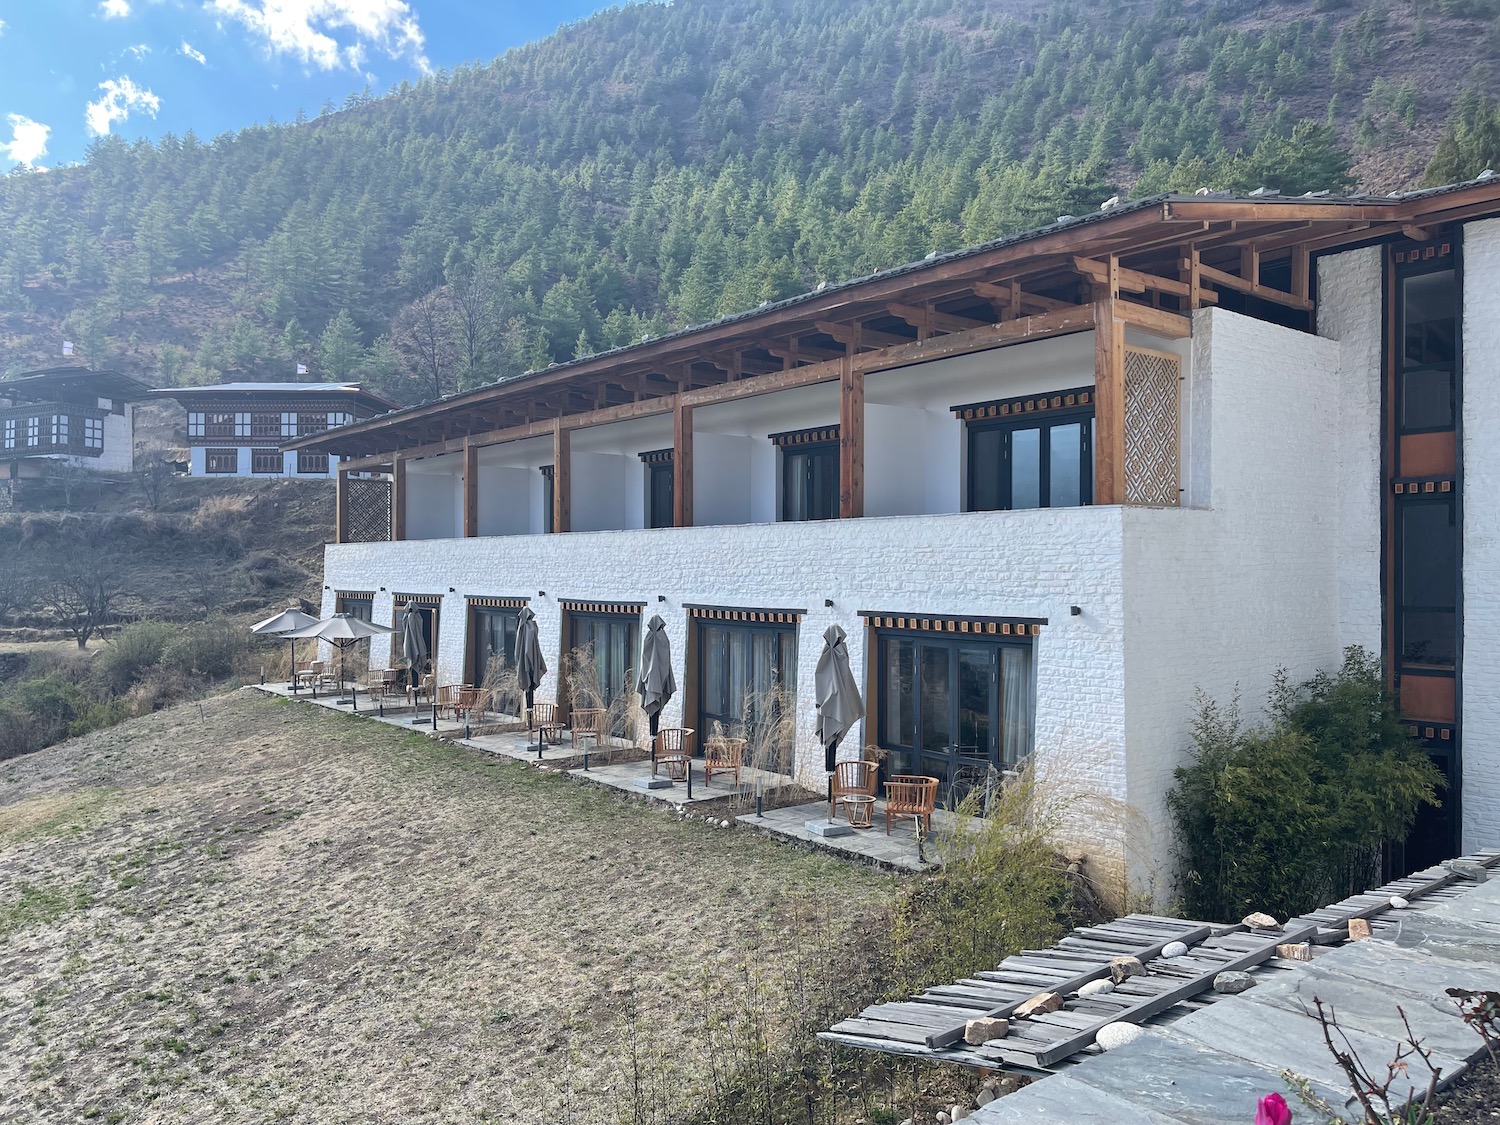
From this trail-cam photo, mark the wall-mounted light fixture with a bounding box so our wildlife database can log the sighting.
[538,591,546,598]
[824,598,834,608]
[448,587,456,593]
[379,586,386,592]
[1070,605,1082,616]
[657,595,666,602]
[323,584,330,590]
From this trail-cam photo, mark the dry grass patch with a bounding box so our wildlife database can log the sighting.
[0,690,897,1124]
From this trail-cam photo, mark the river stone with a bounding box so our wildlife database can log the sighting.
[1095,1022,1146,1050]
[1213,970,1256,994]
[1161,940,1189,958]
[1443,858,1489,882]
[1078,979,1116,997]
[964,1017,1009,1044]
[1241,912,1281,930]
[935,1113,949,1125]
[1109,955,1145,983]
[951,1105,967,1121]
[1347,918,1372,941]
[1390,895,1411,909]
[975,1089,995,1107]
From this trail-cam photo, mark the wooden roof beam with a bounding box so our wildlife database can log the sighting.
[887,302,993,335]
[1182,257,1313,311]
[1068,257,1215,304]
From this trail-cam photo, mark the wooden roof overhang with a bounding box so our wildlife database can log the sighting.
[290,178,1500,469]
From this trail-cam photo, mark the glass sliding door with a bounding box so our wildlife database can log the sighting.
[566,612,639,727]
[967,410,1094,511]
[697,619,798,770]
[471,606,521,701]
[877,629,1035,805]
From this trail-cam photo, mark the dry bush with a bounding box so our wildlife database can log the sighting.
[564,644,643,746]
[189,494,255,534]
[480,656,527,728]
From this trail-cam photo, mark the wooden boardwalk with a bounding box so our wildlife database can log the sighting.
[821,849,1500,1079]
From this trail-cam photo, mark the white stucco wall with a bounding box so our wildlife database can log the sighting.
[1121,308,1361,892]
[323,506,1131,828]
[1461,218,1500,850]
[406,456,462,540]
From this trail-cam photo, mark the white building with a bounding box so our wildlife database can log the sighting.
[151,382,396,478]
[0,367,147,481]
[291,181,1498,891]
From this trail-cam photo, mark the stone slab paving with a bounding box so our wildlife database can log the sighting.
[575,758,786,810]
[970,880,1500,1124]
[735,800,949,872]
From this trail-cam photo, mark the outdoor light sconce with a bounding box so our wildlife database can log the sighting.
[824,598,834,608]
[1070,605,1082,616]
[538,590,546,598]
[657,595,666,602]
[448,587,456,593]
[379,587,386,592]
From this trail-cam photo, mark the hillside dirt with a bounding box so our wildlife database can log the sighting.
[0,690,896,1124]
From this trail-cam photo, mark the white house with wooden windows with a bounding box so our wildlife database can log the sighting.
[151,382,396,478]
[0,367,148,481]
[288,179,1500,889]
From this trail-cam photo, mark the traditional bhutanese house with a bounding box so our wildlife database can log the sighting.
[0,366,149,481]
[288,177,1500,888]
[150,382,396,479]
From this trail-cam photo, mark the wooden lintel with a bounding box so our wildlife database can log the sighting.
[1183,258,1314,312]
[839,356,864,520]
[971,281,1073,313]
[1115,302,1193,340]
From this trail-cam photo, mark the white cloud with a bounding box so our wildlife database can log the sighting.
[180,40,208,65]
[1,114,51,166]
[100,0,131,18]
[209,0,429,73]
[85,76,161,136]
[125,43,152,59]
[0,19,8,36]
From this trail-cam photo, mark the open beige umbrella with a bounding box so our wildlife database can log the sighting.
[815,624,865,772]
[636,614,675,740]
[250,606,321,690]
[284,613,394,710]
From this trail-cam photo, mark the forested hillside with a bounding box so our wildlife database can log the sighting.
[4,0,1500,405]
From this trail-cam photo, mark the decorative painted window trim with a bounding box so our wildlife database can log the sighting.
[1393,241,1452,264]
[768,424,839,447]
[685,604,805,623]
[638,448,673,464]
[297,450,330,475]
[858,610,1046,636]
[539,464,555,480]
[466,595,529,608]
[204,448,239,474]
[1393,478,1455,494]
[336,590,376,601]
[560,600,646,615]
[251,448,283,474]
[951,385,1093,421]
[391,592,443,605]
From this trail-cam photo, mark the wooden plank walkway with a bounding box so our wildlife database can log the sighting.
[820,849,1500,1076]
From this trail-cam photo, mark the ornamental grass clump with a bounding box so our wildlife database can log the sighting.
[1168,646,1443,923]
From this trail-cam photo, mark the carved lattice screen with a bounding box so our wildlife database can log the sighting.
[346,477,393,542]
[1123,347,1181,506]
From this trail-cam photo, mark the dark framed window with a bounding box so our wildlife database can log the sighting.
[204,448,238,474]
[3,420,13,449]
[567,611,640,727]
[204,412,235,438]
[781,442,839,522]
[297,450,329,475]
[51,415,68,445]
[336,593,374,623]
[26,417,39,446]
[251,448,283,474]
[470,605,521,699]
[83,417,103,449]
[1397,496,1457,668]
[968,409,1094,511]
[1399,269,1457,433]
[297,412,329,437]
[697,618,797,764]
[877,628,1035,804]
[646,459,674,529]
[251,413,281,438]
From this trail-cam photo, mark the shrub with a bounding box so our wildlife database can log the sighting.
[160,616,250,680]
[93,620,177,694]
[1168,647,1443,922]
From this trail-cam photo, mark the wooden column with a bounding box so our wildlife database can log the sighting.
[391,456,407,541]
[334,465,349,544]
[1093,296,1126,506]
[673,401,694,527]
[839,355,864,519]
[552,420,571,533]
[462,440,479,538]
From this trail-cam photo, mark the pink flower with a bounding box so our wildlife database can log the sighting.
[1255,1093,1291,1125]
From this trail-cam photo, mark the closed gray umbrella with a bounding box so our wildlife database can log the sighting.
[514,605,546,704]
[250,606,320,689]
[284,613,395,709]
[400,608,429,677]
[636,614,676,736]
[815,624,865,772]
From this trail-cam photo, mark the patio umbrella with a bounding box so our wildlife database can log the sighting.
[399,607,429,683]
[815,624,865,772]
[514,606,547,741]
[284,613,394,711]
[250,606,321,689]
[636,614,675,739]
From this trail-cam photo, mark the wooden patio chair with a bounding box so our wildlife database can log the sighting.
[704,735,747,787]
[408,672,435,708]
[829,756,879,819]
[883,775,939,836]
[568,707,607,750]
[652,727,695,781]
[454,686,487,722]
[527,702,564,744]
[434,684,463,720]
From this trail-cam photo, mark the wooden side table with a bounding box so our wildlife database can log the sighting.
[843,794,876,829]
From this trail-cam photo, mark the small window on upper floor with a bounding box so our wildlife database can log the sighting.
[781,442,839,522]
[968,410,1095,511]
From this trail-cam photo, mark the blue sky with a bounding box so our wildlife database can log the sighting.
[0,1,613,169]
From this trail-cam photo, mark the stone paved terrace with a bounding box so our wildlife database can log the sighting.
[736,800,964,872]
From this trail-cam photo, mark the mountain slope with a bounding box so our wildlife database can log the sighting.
[2,0,1498,403]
